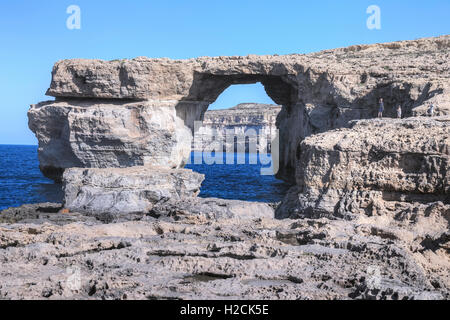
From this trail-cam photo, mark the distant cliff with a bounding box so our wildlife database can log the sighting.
[193,103,282,152]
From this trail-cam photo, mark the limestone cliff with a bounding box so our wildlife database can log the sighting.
[277,116,450,220]
[193,103,281,152]
[28,100,192,181]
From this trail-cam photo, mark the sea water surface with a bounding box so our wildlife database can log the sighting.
[185,152,291,203]
[0,145,291,210]
[0,145,63,210]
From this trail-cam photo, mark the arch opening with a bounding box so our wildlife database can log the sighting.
[185,82,293,203]
[185,73,298,107]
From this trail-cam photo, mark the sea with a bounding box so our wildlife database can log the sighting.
[0,145,291,211]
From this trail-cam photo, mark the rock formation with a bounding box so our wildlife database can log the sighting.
[29,35,450,183]
[0,35,446,300]
[28,100,192,181]
[276,116,450,220]
[63,167,204,220]
[0,202,447,300]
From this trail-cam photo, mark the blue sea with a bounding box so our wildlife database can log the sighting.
[186,152,291,203]
[0,145,63,210]
[0,145,291,210]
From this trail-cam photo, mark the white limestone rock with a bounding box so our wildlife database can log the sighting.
[28,100,192,181]
[1,203,448,300]
[63,166,204,218]
[29,36,450,183]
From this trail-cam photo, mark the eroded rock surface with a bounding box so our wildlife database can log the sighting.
[277,116,450,220]
[28,100,192,181]
[11,36,450,300]
[0,202,448,300]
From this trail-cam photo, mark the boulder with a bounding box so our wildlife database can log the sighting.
[63,166,204,218]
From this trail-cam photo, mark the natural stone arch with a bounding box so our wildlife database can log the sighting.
[175,73,299,132]
[29,36,450,184]
[174,73,298,181]
[184,73,299,106]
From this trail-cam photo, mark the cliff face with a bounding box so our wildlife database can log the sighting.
[276,116,450,219]
[28,100,192,181]
[193,103,281,152]
[202,103,280,129]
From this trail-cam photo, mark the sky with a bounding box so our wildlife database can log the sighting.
[0,0,448,145]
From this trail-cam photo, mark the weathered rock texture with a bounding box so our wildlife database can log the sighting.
[29,35,450,183]
[276,116,450,220]
[193,103,281,152]
[63,167,204,219]
[0,202,448,300]
[28,100,192,181]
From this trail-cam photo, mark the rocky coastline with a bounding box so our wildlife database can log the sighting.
[0,35,449,300]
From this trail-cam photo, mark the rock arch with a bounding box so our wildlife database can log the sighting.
[174,73,298,178]
[184,73,298,106]
[30,36,449,185]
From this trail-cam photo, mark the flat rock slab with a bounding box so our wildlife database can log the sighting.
[46,36,450,104]
[149,197,275,221]
[0,203,98,225]
[63,166,205,218]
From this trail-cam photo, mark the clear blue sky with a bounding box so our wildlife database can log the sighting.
[0,0,448,145]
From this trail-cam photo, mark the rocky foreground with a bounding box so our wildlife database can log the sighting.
[1,117,448,300]
[0,198,447,300]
